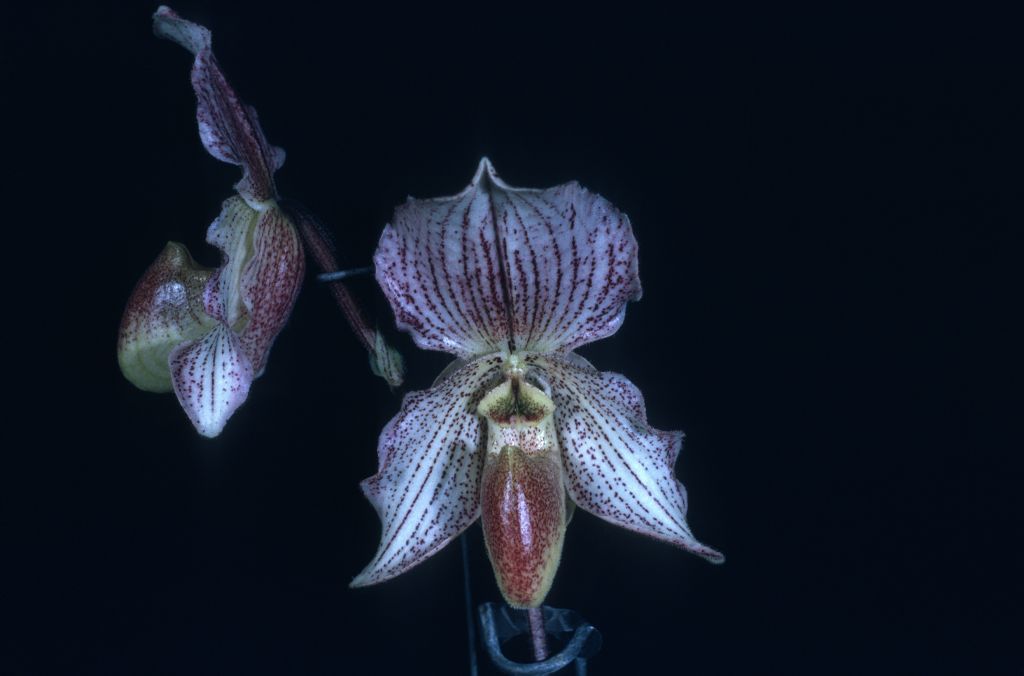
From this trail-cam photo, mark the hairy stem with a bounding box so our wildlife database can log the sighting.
[282,201,375,352]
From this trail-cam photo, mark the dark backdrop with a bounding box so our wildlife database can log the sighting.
[5,2,1017,674]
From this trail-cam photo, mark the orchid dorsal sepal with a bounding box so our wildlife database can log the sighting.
[153,6,284,208]
[357,159,723,608]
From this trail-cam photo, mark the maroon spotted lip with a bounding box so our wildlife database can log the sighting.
[481,445,565,609]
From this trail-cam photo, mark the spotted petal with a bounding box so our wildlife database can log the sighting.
[352,354,504,586]
[374,158,641,358]
[532,354,724,563]
[169,322,255,438]
[118,242,217,392]
[236,207,304,375]
[153,6,285,207]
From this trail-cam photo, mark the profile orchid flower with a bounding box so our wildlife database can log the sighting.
[354,159,723,608]
[117,7,303,437]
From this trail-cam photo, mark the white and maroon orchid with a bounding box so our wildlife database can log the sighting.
[117,7,303,437]
[354,159,723,608]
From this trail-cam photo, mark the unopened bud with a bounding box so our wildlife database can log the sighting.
[369,330,405,389]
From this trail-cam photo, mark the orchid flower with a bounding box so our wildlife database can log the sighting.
[117,7,304,437]
[354,159,723,608]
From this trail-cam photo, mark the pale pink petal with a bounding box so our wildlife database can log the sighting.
[118,242,217,392]
[236,207,304,375]
[351,354,505,586]
[169,322,255,438]
[531,354,724,563]
[374,158,641,357]
[153,6,285,206]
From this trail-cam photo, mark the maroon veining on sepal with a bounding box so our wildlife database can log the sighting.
[374,159,642,357]
[534,353,724,563]
[488,174,642,354]
[153,6,285,206]
[351,355,505,587]
[236,208,305,375]
[374,161,511,358]
[481,446,566,608]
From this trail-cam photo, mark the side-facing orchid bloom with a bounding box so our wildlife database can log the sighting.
[354,159,723,608]
[117,7,304,437]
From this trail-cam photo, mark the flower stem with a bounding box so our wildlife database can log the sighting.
[527,607,549,662]
[282,201,374,352]
[461,534,479,676]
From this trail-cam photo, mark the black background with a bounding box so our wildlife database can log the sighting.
[5,2,1018,674]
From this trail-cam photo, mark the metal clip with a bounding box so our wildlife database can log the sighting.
[316,266,373,282]
[477,602,602,675]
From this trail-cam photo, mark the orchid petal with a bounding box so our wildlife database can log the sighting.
[236,207,304,375]
[352,354,505,587]
[169,322,254,438]
[532,354,724,563]
[375,159,641,357]
[153,6,285,207]
[118,242,217,392]
[201,197,303,375]
[151,5,210,55]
